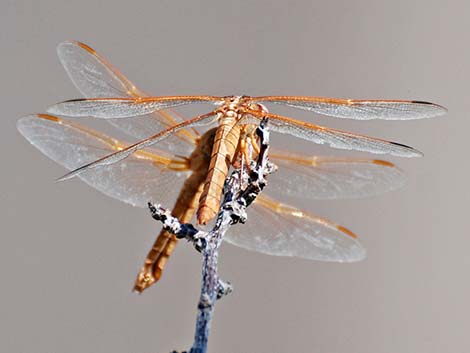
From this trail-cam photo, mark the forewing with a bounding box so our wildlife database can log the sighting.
[57,40,142,98]
[57,41,198,154]
[17,114,189,208]
[224,195,365,262]
[48,96,221,119]
[268,150,405,200]
[252,96,447,120]
[245,111,423,157]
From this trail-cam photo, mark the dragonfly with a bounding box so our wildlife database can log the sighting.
[18,41,446,292]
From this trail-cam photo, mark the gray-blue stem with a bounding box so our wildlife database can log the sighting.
[152,118,272,353]
[190,236,221,353]
[189,171,244,352]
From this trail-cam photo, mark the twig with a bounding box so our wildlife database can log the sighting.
[148,118,274,353]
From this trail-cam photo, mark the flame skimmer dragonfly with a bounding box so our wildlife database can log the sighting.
[18,41,446,292]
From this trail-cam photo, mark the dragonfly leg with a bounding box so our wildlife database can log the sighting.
[246,126,261,156]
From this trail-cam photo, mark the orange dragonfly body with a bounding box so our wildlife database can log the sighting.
[18,41,446,292]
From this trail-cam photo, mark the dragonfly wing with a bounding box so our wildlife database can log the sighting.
[17,114,189,208]
[253,96,447,120]
[268,150,405,200]
[104,111,199,155]
[54,112,217,181]
[57,41,198,155]
[57,40,142,98]
[224,195,365,262]
[47,96,221,119]
[245,111,423,157]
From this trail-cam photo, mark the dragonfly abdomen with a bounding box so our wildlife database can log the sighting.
[197,117,241,225]
[133,129,219,292]
[134,165,208,292]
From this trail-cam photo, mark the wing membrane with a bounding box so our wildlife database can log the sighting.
[48,96,221,119]
[57,40,143,98]
[224,195,365,262]
[253,96,447,120]
[17,114,189,208]
[245,110,423,157]
[57,40,198,154]
[56,112,217,181]
[268,150,405,200]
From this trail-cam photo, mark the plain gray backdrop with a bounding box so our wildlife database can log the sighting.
[2,1,467,352]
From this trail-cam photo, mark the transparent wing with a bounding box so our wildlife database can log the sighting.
[57,41,199,154]
[268,150,405,200]
[245,111,423,157]
[54,112,217,181]
[102,109,198,155]
[252,96,447,120]
[57,40,142,98]
[224,195,365,262]
[48,96,221,119]
[17,114,190,208]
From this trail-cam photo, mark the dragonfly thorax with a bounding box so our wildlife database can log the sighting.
[217,96,270,122]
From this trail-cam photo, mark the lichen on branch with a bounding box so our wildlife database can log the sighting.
[149,118,274,353]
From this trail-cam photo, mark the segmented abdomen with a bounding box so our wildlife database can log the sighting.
[197,118,241,225]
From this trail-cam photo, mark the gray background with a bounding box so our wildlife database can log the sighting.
[2,1,467,352]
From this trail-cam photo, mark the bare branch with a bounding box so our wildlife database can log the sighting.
[149,118,274,353]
